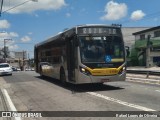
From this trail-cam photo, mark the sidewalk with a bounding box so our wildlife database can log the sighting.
[0,77,11,120]
[126,66,160,85]
[126,73,160,85]
[0,77,8,112]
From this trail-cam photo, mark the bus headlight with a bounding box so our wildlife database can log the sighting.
[118,66,126,74]
[79,66,91,75]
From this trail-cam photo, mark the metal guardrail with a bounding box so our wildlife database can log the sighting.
[127,70,160,76]
[126,69,160,85]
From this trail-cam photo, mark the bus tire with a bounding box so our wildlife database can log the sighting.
[40,66,44,78]
[97,83,103,86]
[60,68,67,86]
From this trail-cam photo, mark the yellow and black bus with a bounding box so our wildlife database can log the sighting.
[34,24,126,84]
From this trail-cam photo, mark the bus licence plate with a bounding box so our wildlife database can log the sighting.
[101,79,110,82]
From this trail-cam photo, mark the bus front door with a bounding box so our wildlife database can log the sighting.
[67,39,75,82]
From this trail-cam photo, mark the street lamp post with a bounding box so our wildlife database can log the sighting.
[4,39,12,62]
[146,35,152,68]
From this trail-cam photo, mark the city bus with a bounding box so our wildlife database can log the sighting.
[34,24,126,84]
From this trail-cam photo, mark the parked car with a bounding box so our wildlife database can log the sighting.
[17,67,21,71]
[31,68,35,71]
[0,63,12,76]
[12,66,18,71]
[25,68,31,71]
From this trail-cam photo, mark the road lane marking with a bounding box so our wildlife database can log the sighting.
[87,92,156,111]
[2,89,21,120]
[156,90,160,92]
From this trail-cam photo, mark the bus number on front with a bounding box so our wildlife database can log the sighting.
[81,28,117,34]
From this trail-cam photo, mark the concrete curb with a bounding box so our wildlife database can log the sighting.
[0,77,12,120]
[0,77,8,112]
[126,76,160,85]
[0,88,8,111]
[0,89,12,120]
[127,67,160,75]
[126,68,160,85]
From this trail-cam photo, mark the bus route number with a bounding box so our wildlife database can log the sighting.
[81,27,117,34]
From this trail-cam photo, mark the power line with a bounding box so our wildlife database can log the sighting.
[14,42,36,44]
[2,0,30,14]
[1,0,38,15]
[0,41,36,44]
[0,0,4,16]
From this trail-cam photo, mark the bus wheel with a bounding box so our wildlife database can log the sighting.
[40,66,44,78]
[96,83,104,87]
[60,69,67,86]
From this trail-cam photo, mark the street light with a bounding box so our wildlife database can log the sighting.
[4,39,12,62]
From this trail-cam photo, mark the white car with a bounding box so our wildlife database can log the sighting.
[0,63,12,76]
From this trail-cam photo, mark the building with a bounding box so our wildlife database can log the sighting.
[133,26,160,67]
[121,27,150,48]
[14,51,27,60]
[13,51,27,69]
[0,49,4,62]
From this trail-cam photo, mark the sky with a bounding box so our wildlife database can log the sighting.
[0,0,160,58]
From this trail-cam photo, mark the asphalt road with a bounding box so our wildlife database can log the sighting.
[1,71,160,120]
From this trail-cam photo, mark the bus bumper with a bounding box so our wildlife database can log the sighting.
[77,72,126,84]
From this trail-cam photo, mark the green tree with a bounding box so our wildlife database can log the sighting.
[130,47,139,66]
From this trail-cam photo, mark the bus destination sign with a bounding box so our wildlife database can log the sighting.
[78,27,120,35]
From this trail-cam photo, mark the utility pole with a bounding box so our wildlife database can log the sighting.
[28,52,30,69]
[4,39,12,62]
[146,35,152,68]
[0,0,4,16]
[23,50,25,71]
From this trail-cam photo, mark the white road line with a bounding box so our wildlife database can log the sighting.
[155,90,160,93]
[87,92,156,111]
[2,89,21,120]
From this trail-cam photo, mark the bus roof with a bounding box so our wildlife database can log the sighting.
[35,24,121,48]
[76,24,121,27]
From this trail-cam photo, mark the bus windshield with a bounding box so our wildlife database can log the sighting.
[79,36,124,63]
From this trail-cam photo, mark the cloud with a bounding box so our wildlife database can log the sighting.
[0,20,10,29]
[66,13,71,17]
[0,32,19,38]
[21,36,31,42]
[3,0,67,14]
[34,14,39,17]
[154,18,158,22]
[0,38,17,50]
[8,44,19,50]
[130,10,146,21]
[9,32,19,37]
[80,8,86,13]
[0,31,19,50]
[100,1,127,21]
[28,32,33,35]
